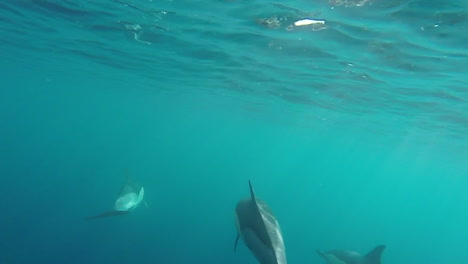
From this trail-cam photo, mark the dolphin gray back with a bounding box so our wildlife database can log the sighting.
[323,250,363,264]
[234,188,275,258]
[317,245,385,264]
[247,181,276,254]
[234,181,287,264]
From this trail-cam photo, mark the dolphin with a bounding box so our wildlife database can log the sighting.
[234,180,287,264]
[317,245,386,264]
[85,174,145,220]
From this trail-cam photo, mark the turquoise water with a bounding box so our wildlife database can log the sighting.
[0,0,467,264]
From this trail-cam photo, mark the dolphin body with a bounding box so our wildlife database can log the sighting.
[85,176,145,220]
[317,245,386,264]
[234,180,287,264]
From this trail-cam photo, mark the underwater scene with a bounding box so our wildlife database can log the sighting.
[0,1,467,264]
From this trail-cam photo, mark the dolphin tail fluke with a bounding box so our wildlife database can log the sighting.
[234,234,240,252]
[365,245,386,264]
[84,210,129,220]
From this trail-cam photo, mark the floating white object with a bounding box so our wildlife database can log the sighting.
[294,19,325,26]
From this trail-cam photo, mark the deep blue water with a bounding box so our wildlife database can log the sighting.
[0,1,467,264]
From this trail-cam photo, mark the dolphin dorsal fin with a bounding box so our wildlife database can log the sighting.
[365,245,386,264]
[316,250,326,258]
[248,180,256,203]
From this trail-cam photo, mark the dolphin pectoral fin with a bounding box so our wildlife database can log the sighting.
[84,210,129,220]
[143,200,149,208]
[234,234,240,252]
[365,245,386,264]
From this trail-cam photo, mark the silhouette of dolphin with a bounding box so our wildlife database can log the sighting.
[234,180,287,264]
[85,174,145,220]
[317,245,386,264]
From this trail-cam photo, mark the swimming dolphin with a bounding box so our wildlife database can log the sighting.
[234,180,287,264]
[85,175,145,220]
[317,245,386,264]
